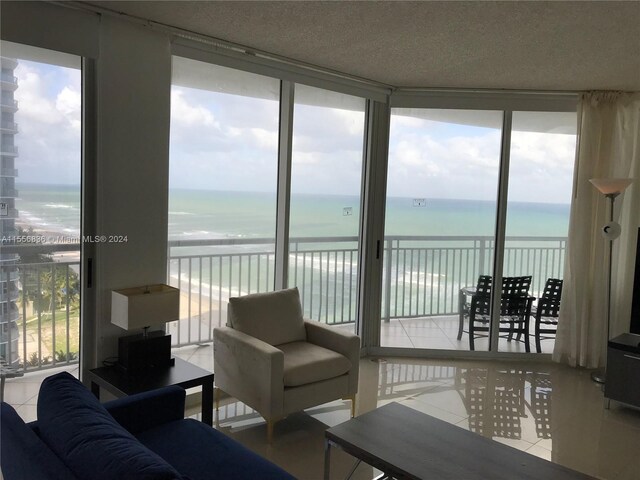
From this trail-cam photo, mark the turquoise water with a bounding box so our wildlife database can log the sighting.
[14,184,569,239]
[13,184,569,324]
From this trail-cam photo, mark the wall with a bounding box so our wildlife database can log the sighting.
[94,17,172,362]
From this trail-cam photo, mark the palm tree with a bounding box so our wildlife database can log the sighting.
[21,263,79,315]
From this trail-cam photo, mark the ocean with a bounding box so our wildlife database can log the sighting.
[14,184,569,325]
[14,184,570,240]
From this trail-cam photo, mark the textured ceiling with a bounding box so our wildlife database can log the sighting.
[85,1,640,91]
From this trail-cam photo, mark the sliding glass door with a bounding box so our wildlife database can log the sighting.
[381,108,503,350]
[1,42,82,371]
[288,85,366,333]
[499,111,577,353]
[167,54,578,357]
[379,102,578,354]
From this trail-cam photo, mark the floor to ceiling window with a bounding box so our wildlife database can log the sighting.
[0,42,82,371]
[381,108,503,350]
[499,111,577,354]
[379,104,577,354]
[167,50,578,358]
[288,85,366,333]
[168,56,280,346]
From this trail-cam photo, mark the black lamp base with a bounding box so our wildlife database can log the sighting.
[117,331,173,371]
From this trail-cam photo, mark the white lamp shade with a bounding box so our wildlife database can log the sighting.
[589,178,633,195]
[111,284,180,331]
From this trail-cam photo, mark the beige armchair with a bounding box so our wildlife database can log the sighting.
[213,287,360,441]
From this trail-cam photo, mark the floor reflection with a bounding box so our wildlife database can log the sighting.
[459,367,528,440]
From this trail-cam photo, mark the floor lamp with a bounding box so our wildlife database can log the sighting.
[589,178,633,384]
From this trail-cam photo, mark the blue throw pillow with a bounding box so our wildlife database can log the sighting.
[37,372,183,480]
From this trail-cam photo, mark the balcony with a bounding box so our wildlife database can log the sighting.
[0,73,18,90]
[0,98,18,112]
[0,168,17,177]
[0,207,18,219]
[0,235,565,374]
[0,145,18,156]
[0,121,18,133]
[0,287,20,303]
[0,188,18,198]
[166,235,565,354]
[0,305,19,323]
[1,57,18,69]
[0,269,19,282]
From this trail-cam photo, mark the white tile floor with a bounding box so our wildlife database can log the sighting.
[5,349,637,480]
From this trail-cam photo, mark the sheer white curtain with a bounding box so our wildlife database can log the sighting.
[554,92,640,368]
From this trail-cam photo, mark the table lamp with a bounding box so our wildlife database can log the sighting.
[589,178,633,383]
[111,284,180,371]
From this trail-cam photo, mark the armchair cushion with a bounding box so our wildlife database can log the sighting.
[278,341,351,387]
[228,287,306,346]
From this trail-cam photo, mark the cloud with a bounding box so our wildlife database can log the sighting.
[56,87,81,131]
[387,115,576,204]
[13,60,81,185]
[169,87,366,195]
[171,89,217,127]
[292,103,365,154]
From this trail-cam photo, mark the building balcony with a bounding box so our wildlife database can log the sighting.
[0,208,18,219]
[0,269,19,282]
[0,336,20,365]
[0,255,20,264]
[0,99,18,112]
[0,74,18,91]
[0,145,18,156]
[1,57,18,69]
[0,121,18,133]
[0,322,19,342]
[0,287,19,303]
[0,188,18,198]
[0,168,17,177]
[0,306,19,324]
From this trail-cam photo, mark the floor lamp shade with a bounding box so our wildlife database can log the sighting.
[111,284,180,331]
[589,178,633,196]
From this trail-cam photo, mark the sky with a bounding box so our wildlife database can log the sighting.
[13,60,81,186]
[11,55,577,205]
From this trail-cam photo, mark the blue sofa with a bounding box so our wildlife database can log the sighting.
[1,372,295,480]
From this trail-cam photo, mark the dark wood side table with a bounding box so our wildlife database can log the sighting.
[86,357,214,426]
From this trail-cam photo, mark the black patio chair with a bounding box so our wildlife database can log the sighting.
[532,278,563,353]
[469,276,533,352]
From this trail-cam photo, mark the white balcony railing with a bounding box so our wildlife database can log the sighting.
[1,235,567,371]
[166,235,566,347]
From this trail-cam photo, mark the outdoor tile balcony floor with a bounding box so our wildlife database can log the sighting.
[3,364,79,424]
[381,315,556,353]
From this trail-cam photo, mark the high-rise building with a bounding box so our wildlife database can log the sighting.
[0,56,20,365]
